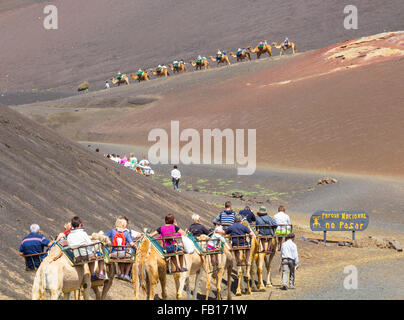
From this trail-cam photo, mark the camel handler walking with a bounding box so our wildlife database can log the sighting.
[280,233,299,290]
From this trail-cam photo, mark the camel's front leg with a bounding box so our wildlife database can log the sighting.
[246,265,252,295]
[256,254,266,291]
[158,268,167,300]
[193,269,203,300]
[176,272,188,300]
[235,266,243,296]
[265,253,276,288]
[215,268,224,300]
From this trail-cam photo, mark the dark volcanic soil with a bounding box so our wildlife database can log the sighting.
[0,105,218,299]
[1,0,404,93]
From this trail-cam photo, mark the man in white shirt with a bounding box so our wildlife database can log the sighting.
[138,156,150,167]
[171,165,181,191]
[281,233,298,290]
[274,205,291,250]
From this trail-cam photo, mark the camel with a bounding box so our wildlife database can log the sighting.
[111,74,130,86]
[229,220,260,296]
[194,234,234,300]
[131,72,150,82]
[272,41,297,56]
[189,58,210,70]
[150,67,170,77]
[32,243,92,300]
[209,55,231,66]
[135,234,225,300]
[32,234,115,300]
[168,62,188,73]
[248,225,277,291]
[247,44,273,59]
[229,50,251,62]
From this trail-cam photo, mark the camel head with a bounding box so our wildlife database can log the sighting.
[167,64,174,71]
[229,52,237,58]
[91,231,111,246]
[131,73,138,81]
[189,60,196,66]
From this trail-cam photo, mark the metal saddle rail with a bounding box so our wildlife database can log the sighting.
[62,241,105,266]
[154,235,185,257]
[22,252,48,271]
[227,235,252,251]
[194,238,224,255]
[107,245,136,263]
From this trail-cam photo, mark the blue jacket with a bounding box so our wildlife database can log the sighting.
[239,209,256,223]
[19,232,50,269]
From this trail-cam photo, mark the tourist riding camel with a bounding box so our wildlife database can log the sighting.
[111,72,130,86]
[230,48,251,62]
[247,42,273,59]
[255,206,277,253]
[19,224,51,271]
[274,205,291,250]
[212,201,236,229]
[151,65,169,77]
[148,214,187,273]
[67,216,106,281]
[272,38,297,55]
[209,51,231,66]
[105,218,136,281]
[131,69,150,82]
[189,214,210,238]
[189,56,210,70]
[168,60,188,73]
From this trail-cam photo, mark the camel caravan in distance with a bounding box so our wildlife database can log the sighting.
[28,218,285,300]
[102,39,296,89]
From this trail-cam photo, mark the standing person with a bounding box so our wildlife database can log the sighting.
[239,205,256,224]
[105,81,110,89]
[19,224,51,270]
[274,205,291,250]
[212,201,236,230]
[281,233,299,290]
[67,216,106,281]
[189,214,210,238]
[171,165,181,191]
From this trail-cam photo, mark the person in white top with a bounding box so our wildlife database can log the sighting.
[138,156,150,167]
[281,233,299,290]
[67,216,106,281]
[171,165,181,191]
[274,205,291,250]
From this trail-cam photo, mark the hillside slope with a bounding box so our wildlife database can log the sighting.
[0,105,216,299]
[1,0,403,92]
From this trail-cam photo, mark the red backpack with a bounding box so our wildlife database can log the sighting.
[112,230,126,247]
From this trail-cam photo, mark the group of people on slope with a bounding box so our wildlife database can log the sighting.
[20,216,143,282]
[106,153,154,175]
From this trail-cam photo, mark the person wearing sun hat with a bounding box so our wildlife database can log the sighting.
[255,206,277,252]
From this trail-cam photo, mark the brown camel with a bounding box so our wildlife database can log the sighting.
[111,74,130,86]
[209,55,231,66]
[247,44,273,59]
[131,72,150,82]
[272,41,297,56]
[247,224,277,291]
[229,220,259,296]
[196,234,234,300]
[229,50,251,62]
[150,67,170,77]
[133,235,168,300]
[168,62,188,73]
[189,58,210,70]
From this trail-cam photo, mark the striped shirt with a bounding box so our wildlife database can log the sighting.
[212,210,236,228]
